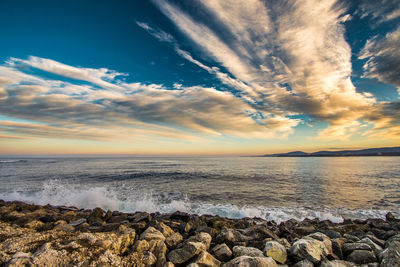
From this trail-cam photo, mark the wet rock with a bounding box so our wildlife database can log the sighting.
[222,255,277,267]
[216,229,249,247]
[385,212,396,222]
[343,234,360,242]
[193,251,221,267]
[289,238,325,263]
[212,243,232,262]
[346,250,376,264]
[360,237,382,255]
[323,230,343,239]
[331,238,346,260]
[307,232,333,257]
[170,211,190,222]
[140,226,166,241]
[380,240,400,267]
[320,260,357,266]
[233,245,264,257]
[53,223,75,232]
[163,262,175,267]
[108,214,128,224]
[129,211,152,223]
[167,241,206,265]
[263,241,287,264]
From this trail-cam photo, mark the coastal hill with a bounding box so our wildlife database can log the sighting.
[263,146,400,157]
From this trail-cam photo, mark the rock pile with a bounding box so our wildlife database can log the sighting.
[0,200,399,266]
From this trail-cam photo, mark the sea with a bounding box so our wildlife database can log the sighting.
[0,156,399,223]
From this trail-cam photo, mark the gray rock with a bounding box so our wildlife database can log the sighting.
[233,245,264,257]
[212,243,232,262]
[380,240,400,267]
[222,256,277,267]
[167,241,206,265]
[193,251,221,267]
[364,234,384,247]
[320,260,357,267]
[68,218,86,226]
[263,241,287,264]
[307,232,332,257]
[346,250,376,265]
[289,238,325,263]
[342,243,372,255]
[360,238,382,255]
[343,234,360,243]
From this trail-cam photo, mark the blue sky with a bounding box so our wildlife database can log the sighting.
[0,0,399,155]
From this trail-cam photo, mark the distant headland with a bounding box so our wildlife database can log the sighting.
[262,146,400,157]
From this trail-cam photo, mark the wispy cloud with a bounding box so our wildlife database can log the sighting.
[152,0,383,140]
[0,56,298,142]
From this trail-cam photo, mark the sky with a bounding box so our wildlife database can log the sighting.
[0,0,399,155]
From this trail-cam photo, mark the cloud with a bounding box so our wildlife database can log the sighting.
[356,0,400,23]
[359,25,400,92]
[0,56,298,142]
[136,21,175,43]
[152,0,381,140]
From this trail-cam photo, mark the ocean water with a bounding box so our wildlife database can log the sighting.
[0,156,399,223]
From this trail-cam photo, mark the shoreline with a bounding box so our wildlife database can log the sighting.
[1,200,399,266]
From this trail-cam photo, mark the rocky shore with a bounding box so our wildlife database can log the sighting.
[0,200,399,266]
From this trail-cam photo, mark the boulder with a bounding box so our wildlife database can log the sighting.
[166,232,183,248]
[212,243,232,262]
[167,241,206,265]
[193,251,221,267]
[263,241,287,264]
[222,256,277,267]
[142,251,157,266]
[140,226,166,241]
[307,232,333,256]
[233,246,264,257]
[380,240,400,267]
[346,250,376,265]
[133,239,150,253]
[148,239,168,267]
[187,232,212,250]
[342,243,372,256]
[289,238,325,263]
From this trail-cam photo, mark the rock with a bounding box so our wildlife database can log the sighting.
[385,212,396,222]
[53,223,75,232]
[212,243,233,262]
[158,222,175,237]
[307,232,333,256]
[380,240,400,267]
[323,230,343,239]
[343,234,360,242]
[133,239,150,253]
[364,234,384,247]
[346,250,376,264]
[263,241,287,264]
[360,237,382,255]
[140,226,166,241]
[289,238,325,263]
[31,242,68,266]
[168,241,206,265]
[69,218,86,227]
[163,262,175,267]
[143,251,157,266]
[233,245,264,257]
[24,220,44,230]
[222,256,277,267]
[166,232,183,248]
[193,251,221,267]
[108,214,128,224]
[187,264,200,267]
[170,211,190,222]
[342,243,372,256]
[216,229,249,246]
[291,259,314,267]
[87,207,104,223]
[149,239,168,267]
[331,238,346,259]
[187,232,212,250]
[320,260,357,266]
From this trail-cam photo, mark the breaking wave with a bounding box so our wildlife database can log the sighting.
[0,180,397,224]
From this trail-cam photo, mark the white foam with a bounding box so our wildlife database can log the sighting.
[0,180,397,224]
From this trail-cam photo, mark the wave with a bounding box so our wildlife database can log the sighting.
[0,159,27,163]
[0,180,397,224]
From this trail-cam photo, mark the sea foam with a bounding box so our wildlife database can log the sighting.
[0,180,397,224]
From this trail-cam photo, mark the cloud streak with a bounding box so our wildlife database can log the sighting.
[0,56,298,142]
